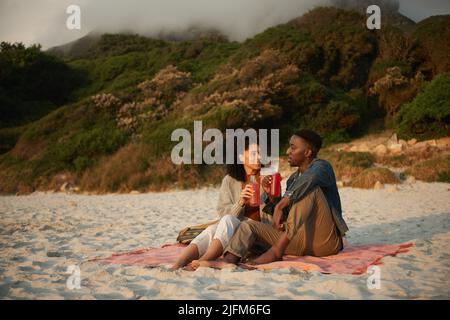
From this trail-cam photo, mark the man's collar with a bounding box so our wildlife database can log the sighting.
[296,158,319,174]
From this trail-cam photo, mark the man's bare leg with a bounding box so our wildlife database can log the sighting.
[249,233,290,264]
[169,244,199,271]
[223,252,241,264]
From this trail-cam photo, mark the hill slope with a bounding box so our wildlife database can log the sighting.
[0,7,449,194]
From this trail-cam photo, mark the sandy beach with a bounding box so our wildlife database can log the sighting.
[0,179,449,300]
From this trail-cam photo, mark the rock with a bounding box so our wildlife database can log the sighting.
[387,143,404,154]
[336,181,344,188]
[387,185,399,192]
[399,139,407,146]
[387,133,398,145]
[341,175,352,184]
[436,137,450,148]
[407,138,417,146]
[374,181,384,190]
[350,145,358,152]
[406,175,416,184]
[46,251,62,258]
[358,143,370,152]
[410,140,429,150]
[342,145,351,152]
[424,139,437,147]
[130,190,140,194]
[60,182,69,192]
[387,133,403,153]
[374,144,388,156]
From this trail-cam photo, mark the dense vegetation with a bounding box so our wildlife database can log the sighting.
[395,73,450,140]
[0,42,83,128]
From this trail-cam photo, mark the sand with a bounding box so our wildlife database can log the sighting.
[0,181,449,299]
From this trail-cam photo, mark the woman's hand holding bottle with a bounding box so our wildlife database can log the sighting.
[239,184,254,207]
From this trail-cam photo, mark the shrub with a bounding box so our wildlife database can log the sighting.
[404,154,450,183]
[0,42,84,127]
[0,125,27,154]
[349,167,400,189]
[395,73,450,140]
[319,149,374,182]
[47,121,128,171]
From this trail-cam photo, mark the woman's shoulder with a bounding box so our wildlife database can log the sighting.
[221,175,241,188]
[222,174,236,184]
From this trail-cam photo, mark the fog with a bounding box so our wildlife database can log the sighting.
[0,0,449,49]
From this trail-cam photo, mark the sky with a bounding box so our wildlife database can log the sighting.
[1,0,449,49]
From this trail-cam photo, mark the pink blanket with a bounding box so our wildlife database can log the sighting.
[91,242,413,275]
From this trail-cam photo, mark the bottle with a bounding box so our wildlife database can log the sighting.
[270,172,282,197]
[249,175,260,207]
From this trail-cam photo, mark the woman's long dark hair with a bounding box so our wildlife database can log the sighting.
[225,137,257,182]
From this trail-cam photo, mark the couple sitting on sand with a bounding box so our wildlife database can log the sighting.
[170,129,349,270]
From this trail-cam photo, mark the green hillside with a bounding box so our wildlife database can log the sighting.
[0,7,449,194]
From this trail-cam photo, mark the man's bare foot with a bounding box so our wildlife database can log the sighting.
[249,248,281,265]
[169,264,181,271]
[183,264,196,271]
[223,252,240,264]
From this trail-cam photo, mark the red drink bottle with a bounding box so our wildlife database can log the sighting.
[249,175,260,207]
[270,173,281,197]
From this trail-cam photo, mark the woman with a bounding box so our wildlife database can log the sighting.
[170,140,264,270]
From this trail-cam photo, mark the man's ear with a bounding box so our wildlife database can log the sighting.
[305,148,313,158]
[238,153,244,164]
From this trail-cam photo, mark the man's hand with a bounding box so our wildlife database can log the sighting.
[261,175,272,195]
[273,197,289,230]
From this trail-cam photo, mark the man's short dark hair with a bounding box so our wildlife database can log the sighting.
[293,129,322,158]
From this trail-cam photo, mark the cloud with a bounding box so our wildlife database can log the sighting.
[0,0,449,49]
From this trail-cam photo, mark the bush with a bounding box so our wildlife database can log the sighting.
[298,89,369,145]
[47,121,128,171]
[395,73,450,140]
[405,154,450,183]
[0,42,84,127]
[349,167,400,189]
[319,149,374,182]
[0,125,27,154]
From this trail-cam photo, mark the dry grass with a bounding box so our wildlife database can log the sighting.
[374,145,444,168]
[405,153,450,183]
[79,142,224,193]
[80,143,152,193]
[319,149,374,183]
[349,167,400,189]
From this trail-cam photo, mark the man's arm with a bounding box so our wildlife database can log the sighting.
[261,173,296,216]
[286,161,333,209]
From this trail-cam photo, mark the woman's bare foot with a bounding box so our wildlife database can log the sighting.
[190,259,202,269]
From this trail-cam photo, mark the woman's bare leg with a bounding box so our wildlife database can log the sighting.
[169,244,199,270]
[198,239,223,261]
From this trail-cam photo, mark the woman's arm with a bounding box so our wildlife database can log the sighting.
[216,176,244,218]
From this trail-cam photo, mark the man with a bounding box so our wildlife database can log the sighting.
[223,129,349,264]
